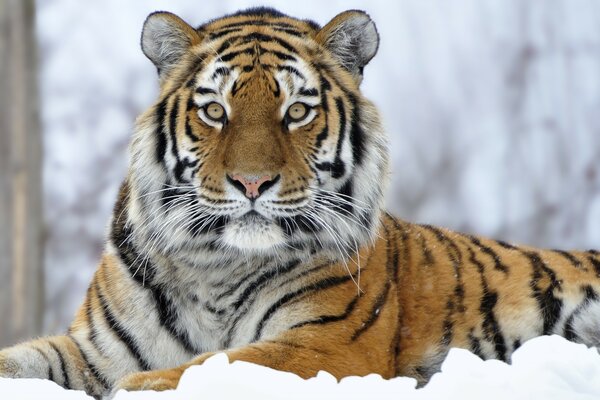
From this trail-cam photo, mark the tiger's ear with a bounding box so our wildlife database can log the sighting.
[141,11,202,77]
[316,10,379,81]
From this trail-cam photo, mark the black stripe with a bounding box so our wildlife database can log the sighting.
[314,125,329,149]
[110,196,158,286]
[319,76,331,111]
[253,274,354,341]
[185,97,196,112]
[315,97,347,179]
[187,214,228,237]
[290,296,359,329]
[195,87,217,95]
[32,347,53,381]
[496,240,516,250]
[468,330,485,359]
[214,268,265,301]
[313,78,331,148]
[263,48,296,61]
[419,235,435,265]
[589,253,600,277]
[424,226,466,312]
[276,262,334,291]
[351,281,390,341]
[216,20,297,30]
[278,65,304,79]
[273,27,304,37]
[553,249,585,270]
[220,46,255,62]
[48,341,70,389]
[525,251,563,335]
[563,285,598,340]
[184,115,200,142]
[348,93,366,166]
[469,236,509,273]
[215,40,232,54]
[299,87,318,97]
[332,97,348,179]
[154,99,168,164]
[441,314,454,346]
[479,290,506,361]
[168,95,186,182]
[232,260,302,310]
[464,244,507,362]
[513,338,522,350]
[383,217,403,375]
[276,214,323,237]
[223,260,303,346]
[208,27,243,39]
[150,282,198,354]
[231,77,250,97]
[422,225,466,347]
[182,53,208,89]
[211,67,231,80]
[68,334,110,391]
[238,32,297,53]
[273,78,281,97]
[334,178,354,216]
[168,96,180,156]
[95,282,152,371]
[85,291,105,354]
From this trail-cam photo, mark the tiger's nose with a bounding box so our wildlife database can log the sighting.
[227,174,280,199]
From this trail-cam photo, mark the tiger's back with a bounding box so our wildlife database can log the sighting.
[0,7,598,398]
[386,218,600,382]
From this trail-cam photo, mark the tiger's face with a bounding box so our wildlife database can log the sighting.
[127,8,388,261]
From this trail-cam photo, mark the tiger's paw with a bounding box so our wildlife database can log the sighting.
[0,352,23,378]
[114,367,184,393]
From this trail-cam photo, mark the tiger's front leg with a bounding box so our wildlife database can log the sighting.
[115,331,366,394]
[0,334,108,396]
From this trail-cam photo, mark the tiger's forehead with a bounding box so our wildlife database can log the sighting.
[190,19,323,115]
[198,12,320,39]
[196,12,322,68]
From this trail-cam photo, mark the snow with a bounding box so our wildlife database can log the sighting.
[1,336,599,399]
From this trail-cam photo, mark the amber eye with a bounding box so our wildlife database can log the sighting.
[204,102,225,122]
[286,102,309,122]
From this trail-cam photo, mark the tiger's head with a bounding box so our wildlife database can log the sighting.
[125,8,388,263]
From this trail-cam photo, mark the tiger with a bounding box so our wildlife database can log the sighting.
[1,7,599,399]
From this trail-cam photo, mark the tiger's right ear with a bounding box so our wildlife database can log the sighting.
[141,12,202,77]
[316,11,379,82]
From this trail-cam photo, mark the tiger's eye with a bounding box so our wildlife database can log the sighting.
[287,102,308,121]
[205,102,225,121]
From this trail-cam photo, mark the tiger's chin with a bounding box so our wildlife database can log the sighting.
[221,213,286,251]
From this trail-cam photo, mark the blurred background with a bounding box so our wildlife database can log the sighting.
[1,0,599,346]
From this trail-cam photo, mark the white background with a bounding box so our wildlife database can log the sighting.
[36,0,600,333]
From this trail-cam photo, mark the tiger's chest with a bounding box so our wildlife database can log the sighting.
[161,258,316,353]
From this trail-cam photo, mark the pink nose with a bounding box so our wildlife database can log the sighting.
[229,174,276,199]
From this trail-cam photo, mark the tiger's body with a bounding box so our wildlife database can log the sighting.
[2,7,600,399]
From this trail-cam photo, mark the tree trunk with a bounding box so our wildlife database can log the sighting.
[0,0,44,347]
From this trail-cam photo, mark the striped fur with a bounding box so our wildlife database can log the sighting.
[2,8,600,399]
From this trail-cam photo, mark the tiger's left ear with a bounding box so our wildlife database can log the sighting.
[141,11,202,77]
[316,10,379,81]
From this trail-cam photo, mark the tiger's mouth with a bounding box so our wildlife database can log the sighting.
[221,209,287,251]
[240,210,269,222]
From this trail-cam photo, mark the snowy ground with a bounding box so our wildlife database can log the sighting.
[1,336,599,399]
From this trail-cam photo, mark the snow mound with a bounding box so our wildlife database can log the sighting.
[1,335,600,400]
